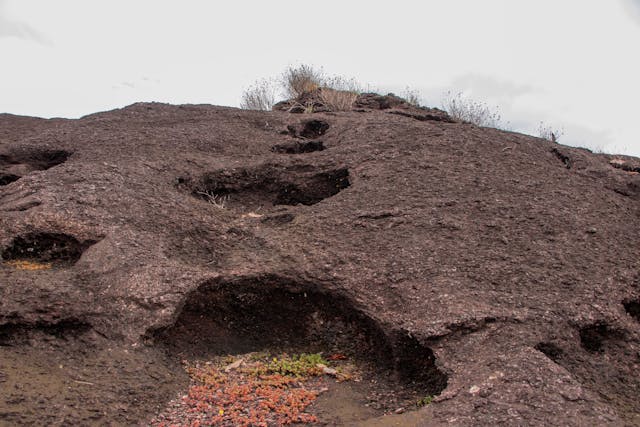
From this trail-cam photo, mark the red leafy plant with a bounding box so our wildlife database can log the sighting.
[153,352,349,426]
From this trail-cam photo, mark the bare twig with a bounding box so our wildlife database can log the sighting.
[196,191,229,209]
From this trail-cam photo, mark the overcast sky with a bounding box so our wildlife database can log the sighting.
[1,0,639,156]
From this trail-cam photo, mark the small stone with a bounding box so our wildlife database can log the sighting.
[316,363,337,377]
[468,385,480,395]
[395,407,405,414]
[587,228,597,234]
[242,212,263,219]
[224,358,244,372]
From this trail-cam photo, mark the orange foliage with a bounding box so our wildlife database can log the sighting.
[154,354,338,426]
[3,260,53,270]
[327,353,348,361]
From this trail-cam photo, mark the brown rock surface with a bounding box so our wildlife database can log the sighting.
[1,102,639,425]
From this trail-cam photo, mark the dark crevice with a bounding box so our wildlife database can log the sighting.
[271,140,325,154]
[0,319,91,345]
[0,149,71,170]
[578,322,623,353]
[548,324,640,424]
[299,120,330,139]
[551,148,572,169]
[0,174,21,186]
[610,160,640,173]
[261,212,295,225]
[612,188,632,197]
[0,149,71,188]
[387,110,455,123]
[1,232,97,267]
[623,299,640,322]
[192,164,350,212]
[0,199,41,212]
[535,342,564,361]
[282,121,330,139]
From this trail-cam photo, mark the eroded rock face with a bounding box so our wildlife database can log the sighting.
[0,148,70,186]
[1,101,639,425]
[190,163,350,212]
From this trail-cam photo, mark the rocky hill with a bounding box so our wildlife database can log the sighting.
[1,98,639,425]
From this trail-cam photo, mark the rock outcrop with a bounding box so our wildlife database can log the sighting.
[0,102,639,425]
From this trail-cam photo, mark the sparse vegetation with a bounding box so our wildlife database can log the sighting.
[402,87,421,107]
[323,74,364,94]
[442,91,504,128]
[240,64,436,113]
[318,87,359,111]
[241,64,365,112]
[196,190,229,209]
[537,121,564,143]
[240,78,277,111]
[281,64,325,99]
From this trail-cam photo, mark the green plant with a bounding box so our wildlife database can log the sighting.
[417,395,434,407]
[263,353,329,377]
[443,91,504,128]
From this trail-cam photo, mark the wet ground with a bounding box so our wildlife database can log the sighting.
[0,329,184,426]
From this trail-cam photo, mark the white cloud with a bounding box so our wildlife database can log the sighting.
[448,75,538,104]
[0,0,49,44]
[622,0,640,23]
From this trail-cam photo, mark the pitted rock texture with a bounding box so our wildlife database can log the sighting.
[1,103,639,425]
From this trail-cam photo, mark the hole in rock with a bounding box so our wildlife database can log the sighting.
[0,319,91,346]
[556,324,640,424]
[271,140,325,154]
[0,174,20,186]
[299,120,330,139]
[151,277,448,421]
[0,149,70,171]
[623,299,640,322]
[1,232,96,268]
[579,322,622,353]
[535,342,563,361]
[193,165,350,212]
